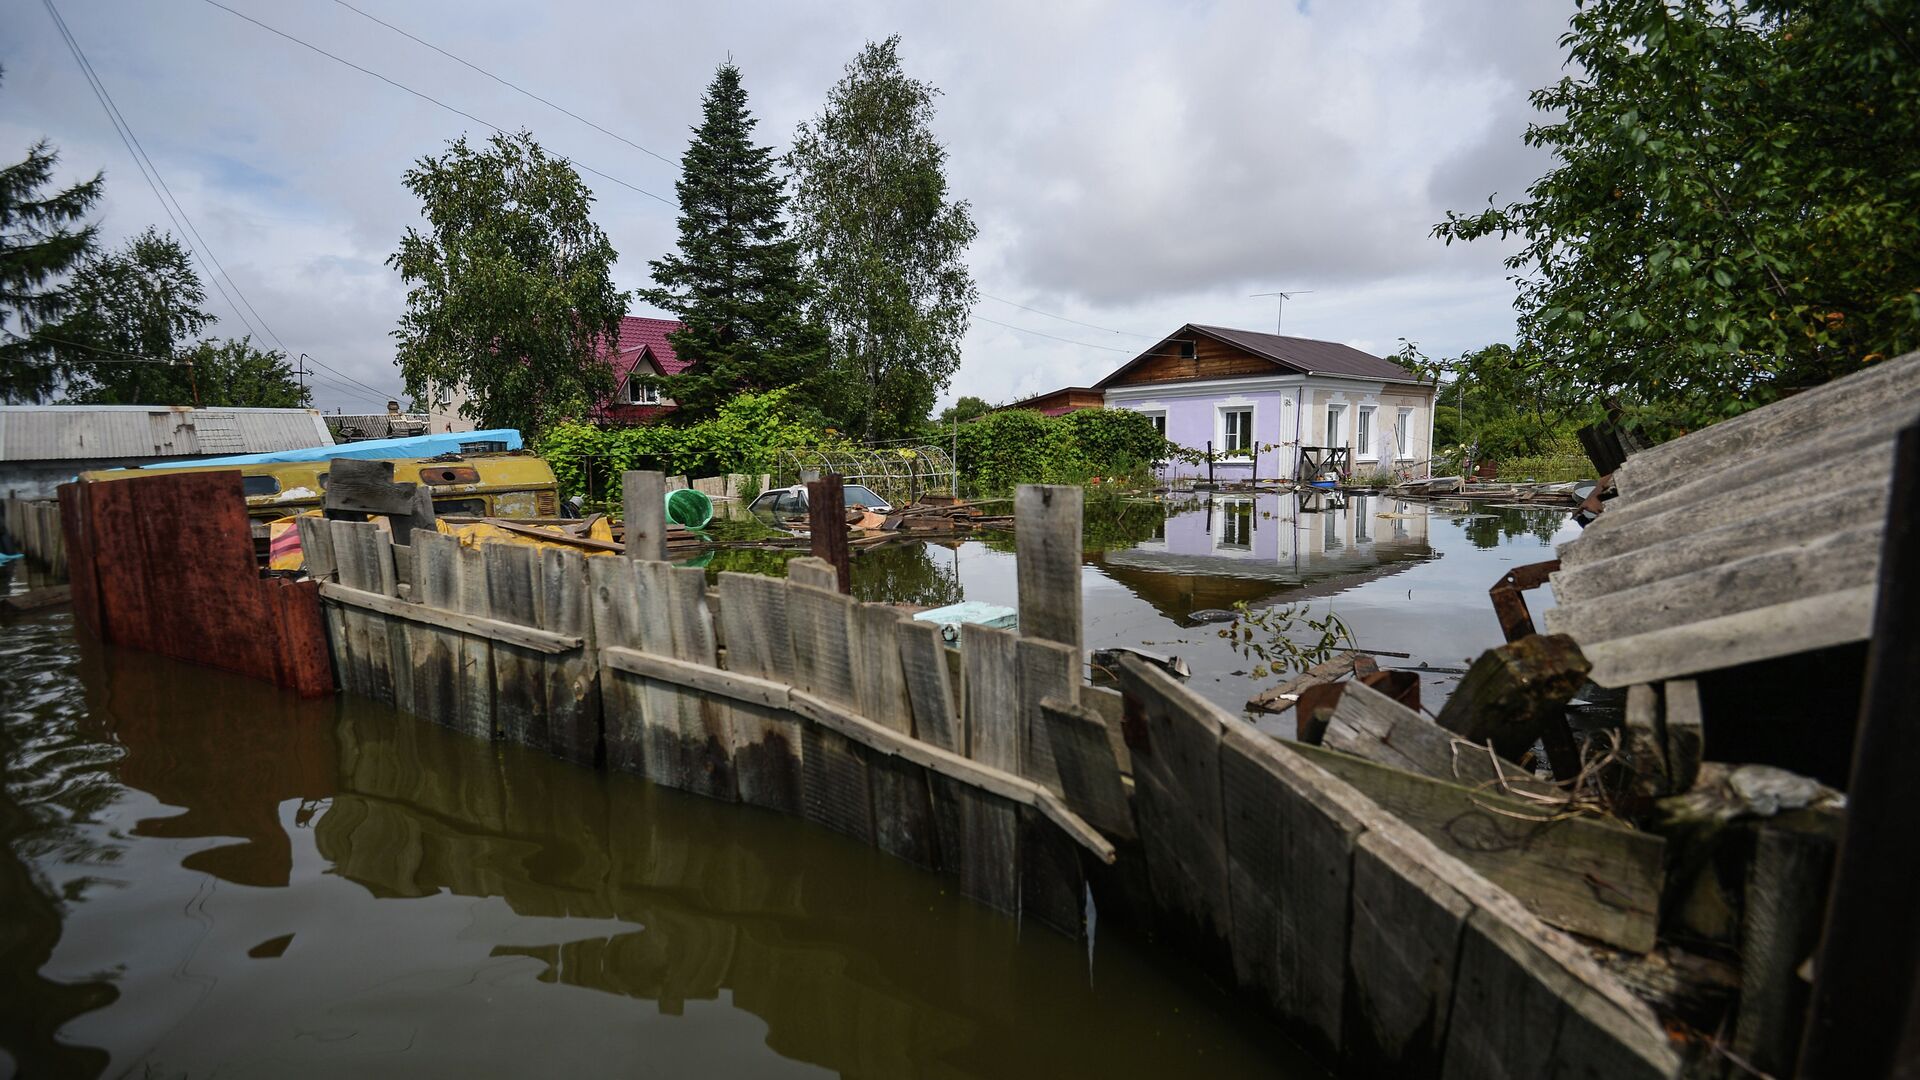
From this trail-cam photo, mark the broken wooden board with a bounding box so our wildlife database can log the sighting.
[1292,741,1664,953]
[1245,650,1362,714]
[1323,680,1528,789]
[1434,634,1590,763]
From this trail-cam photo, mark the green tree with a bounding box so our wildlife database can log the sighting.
[390,131,626,437]
[639,62,827,420]
[181,338,312,408]
[56,228,214,405]
[789,36,979,440]
[1435,0,1920,430]
[1,95,103,402]
[934,395,993,427]
[1427,343,1599,461]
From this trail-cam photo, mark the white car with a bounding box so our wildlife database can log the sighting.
[747,483,893,517]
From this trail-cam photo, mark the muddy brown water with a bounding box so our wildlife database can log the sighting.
[0,494,1573,1076]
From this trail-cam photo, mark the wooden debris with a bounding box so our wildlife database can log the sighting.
[1434,633,1591,765]
[1322,680,1523,788]
[1,584,70,612]
[805,475,851,594]
[1245,650,1362,714]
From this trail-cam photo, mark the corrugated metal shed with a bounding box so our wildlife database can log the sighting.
[0,406,335,463]
[1542,349,1920,688]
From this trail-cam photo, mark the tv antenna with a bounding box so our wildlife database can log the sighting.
[1250,289,1315,333]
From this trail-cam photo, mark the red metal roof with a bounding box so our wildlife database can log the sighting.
[607,316,689,378]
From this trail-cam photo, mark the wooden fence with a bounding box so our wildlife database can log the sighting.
[300,475,1678,1078]
[2,496,66,577]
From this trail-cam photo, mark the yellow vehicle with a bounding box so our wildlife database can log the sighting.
[82,452,563,543]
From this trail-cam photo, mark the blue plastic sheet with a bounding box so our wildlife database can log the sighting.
[141,429,523,469]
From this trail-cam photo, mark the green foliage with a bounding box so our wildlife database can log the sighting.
[788,37,979,440]
[954,407,1180,495]
[1,89,103,403]
[1422,342,1603,469]
[1490,451,1591,483]
[1434,0,1920,429]
[1222,601,1358,679]
[934,395,993,426]
[639,63,828,420]
[54,228,214,405]
[390,131,626,438]
[179,338,312,409]
[534,388,837,502]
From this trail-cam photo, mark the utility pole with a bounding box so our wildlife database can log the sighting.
[1250,289,1315,333]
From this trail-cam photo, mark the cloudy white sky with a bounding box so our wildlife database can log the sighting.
[3,0,1573,414]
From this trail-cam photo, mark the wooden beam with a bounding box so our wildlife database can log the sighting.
[1014,484,1084,653]
[622,470,667,561]
[806,474,851,594]
[318,580,582,654]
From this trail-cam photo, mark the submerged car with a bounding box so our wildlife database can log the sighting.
[748,483,893,517]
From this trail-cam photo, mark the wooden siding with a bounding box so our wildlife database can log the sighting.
[1105,335,1278,387]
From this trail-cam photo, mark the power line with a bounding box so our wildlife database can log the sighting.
[330,0,678,169]
[43,0,269,344]
[197,0,673,207]
[5,330,179,364]
[978,294,1153,339]
[972,315,1133,352]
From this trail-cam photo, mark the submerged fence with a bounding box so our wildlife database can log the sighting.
[289,473,1677,1079]
[2,496,66,577]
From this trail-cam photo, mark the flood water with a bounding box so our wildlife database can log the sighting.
[707,492,1578,721]
[0,587,1322,1077]
[0,493,1571,1077]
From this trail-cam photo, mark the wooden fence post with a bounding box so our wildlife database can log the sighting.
[806,474,851,594]
[1013,484,1083,655]
[622,470,667,561]
[1798,419,1920,1078]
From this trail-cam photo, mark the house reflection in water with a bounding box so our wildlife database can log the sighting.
[1091,492,1435,620]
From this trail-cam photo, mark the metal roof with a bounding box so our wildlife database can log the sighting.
[1542,350,1920,688]
[0,405,335,462]
[1096,324,1428,388]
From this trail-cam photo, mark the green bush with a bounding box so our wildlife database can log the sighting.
[954,408,1184,495]
[535,388,842,502]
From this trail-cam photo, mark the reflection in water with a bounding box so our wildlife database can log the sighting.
[1093,492,1436,622]
[696,541,966,609]
[0,609,1314,1077]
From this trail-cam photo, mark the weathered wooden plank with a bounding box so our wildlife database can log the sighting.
[1081,683,1131,776]
[622,469,667,561]
[1344,829,1472,1079]
[1734,816,1840,1076]
[1293,742,1663,953]
[1015,637,1078,795]
[327,520,373,697]
[855,604,938,868]
[715,571,802,814]
[484,540,548,750]
[1245,650,1362,714]
[1019,805,1084,937]
[1111,656,1233,948]
[786,555,837,592]
[806,475,852,594]
[297,514,336,581]
[324,457,418,516]
[1568,585,1877,688]
[1661,678,1702,792]
[408,530,462,730]
[540,547,599,766]
[1220,725,1360,1056]
[588,556,645,774]
[451,543,495,740]
[897,619,962,750]
[315,581,584,654]
[1038,697,1134,840]
[1550,524,1882,646]
[1014,484,1083,654]
[788,581,871,841]
[960,623,1022,913]
[1324,679,1520,787]
[631,560,691,789]
[663,564,734,801]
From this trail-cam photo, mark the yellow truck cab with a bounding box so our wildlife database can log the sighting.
[82,452,562,543]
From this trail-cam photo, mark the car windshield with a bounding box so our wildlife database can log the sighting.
[843,485,886,508]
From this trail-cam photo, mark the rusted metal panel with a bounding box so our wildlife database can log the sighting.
[0,405,332,463]
[1490,558,1561,643]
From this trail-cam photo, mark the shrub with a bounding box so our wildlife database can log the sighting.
[953,408,1183,495]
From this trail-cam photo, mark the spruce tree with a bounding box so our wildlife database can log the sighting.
[639,62,826,420]
[1,77,104,402]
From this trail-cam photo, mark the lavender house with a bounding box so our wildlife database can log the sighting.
[1095,325,1436,483]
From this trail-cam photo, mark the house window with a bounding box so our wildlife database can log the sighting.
[626,377,661,405]
[1356,406,1376,460]
[1397,407,1415,459]
[1325,404,1346,447]
[1217,500,1253,549]
[1220,407,1254,456]
[1139,410,1167,438]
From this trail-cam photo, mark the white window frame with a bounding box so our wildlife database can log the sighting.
[626,376,661,406]
[1217,404,1255,458]
[1213,497,1255,552]
[1355,405,1377,461]
[1396,407,1415,460]
[1137,408,1168,439]
[1325,403,1346,448]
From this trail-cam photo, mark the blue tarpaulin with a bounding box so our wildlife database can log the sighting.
[140,429,523,469]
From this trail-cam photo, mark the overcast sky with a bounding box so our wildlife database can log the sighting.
[2,0,1573,414]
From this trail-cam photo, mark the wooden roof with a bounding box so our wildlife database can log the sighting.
[1542,350,1920,687]
[1095,324,1426,389]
